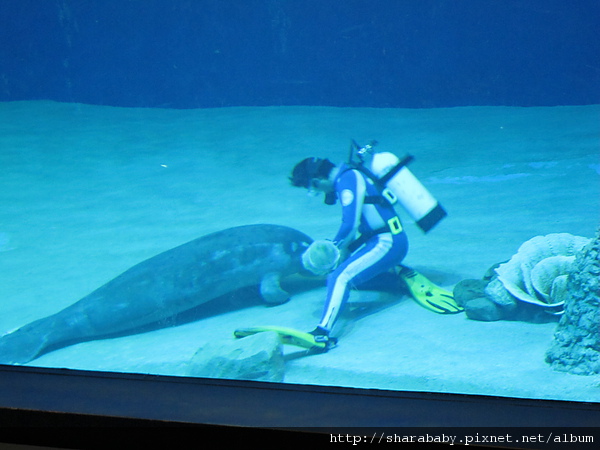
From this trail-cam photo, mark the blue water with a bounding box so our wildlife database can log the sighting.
[0,101,598,403]
[0,0,599,421]
[1,1,599,108]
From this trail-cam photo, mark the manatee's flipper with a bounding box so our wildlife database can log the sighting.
[234,326,333,351]
[259,272,290,305]
[398,266,464,314]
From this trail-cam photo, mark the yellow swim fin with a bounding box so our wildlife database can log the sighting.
[234,325,335,351]
[398,266,464,314]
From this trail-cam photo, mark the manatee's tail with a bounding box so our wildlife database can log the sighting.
[0,327,49,365]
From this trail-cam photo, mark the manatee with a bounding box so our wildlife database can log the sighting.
[0,224,313,365]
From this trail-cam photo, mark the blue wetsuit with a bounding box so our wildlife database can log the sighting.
[318,164,409,333]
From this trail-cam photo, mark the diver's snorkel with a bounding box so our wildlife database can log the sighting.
[307,183,336,205]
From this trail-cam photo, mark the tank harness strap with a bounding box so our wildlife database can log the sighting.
[347,216,403,253]
[343,157,409,253]
[378,154,414,184]
[352,154,414,208]
[363,195,385,205]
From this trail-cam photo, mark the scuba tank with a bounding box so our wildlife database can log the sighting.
[349,140,447,233]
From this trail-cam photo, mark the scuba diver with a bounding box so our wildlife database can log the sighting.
[232,143,461,352]
[289,154,409,349]
[288,141,462,351]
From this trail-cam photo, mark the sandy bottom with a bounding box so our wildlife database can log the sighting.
[0,100,598,403]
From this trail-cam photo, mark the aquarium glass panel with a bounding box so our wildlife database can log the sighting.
[1,0,599,406]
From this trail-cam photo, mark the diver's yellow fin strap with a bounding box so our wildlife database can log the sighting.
[399,267,464,314]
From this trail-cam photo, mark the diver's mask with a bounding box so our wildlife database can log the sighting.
[290,157,337,204]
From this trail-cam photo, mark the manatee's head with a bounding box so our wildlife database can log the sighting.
[284,236,312,271]
[254,225,313,275]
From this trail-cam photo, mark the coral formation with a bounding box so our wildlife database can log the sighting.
[490,233,590,313]
[454,233,591,322]
[546,228,600,375]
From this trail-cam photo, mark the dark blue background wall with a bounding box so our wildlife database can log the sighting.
[1,0,598,108]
